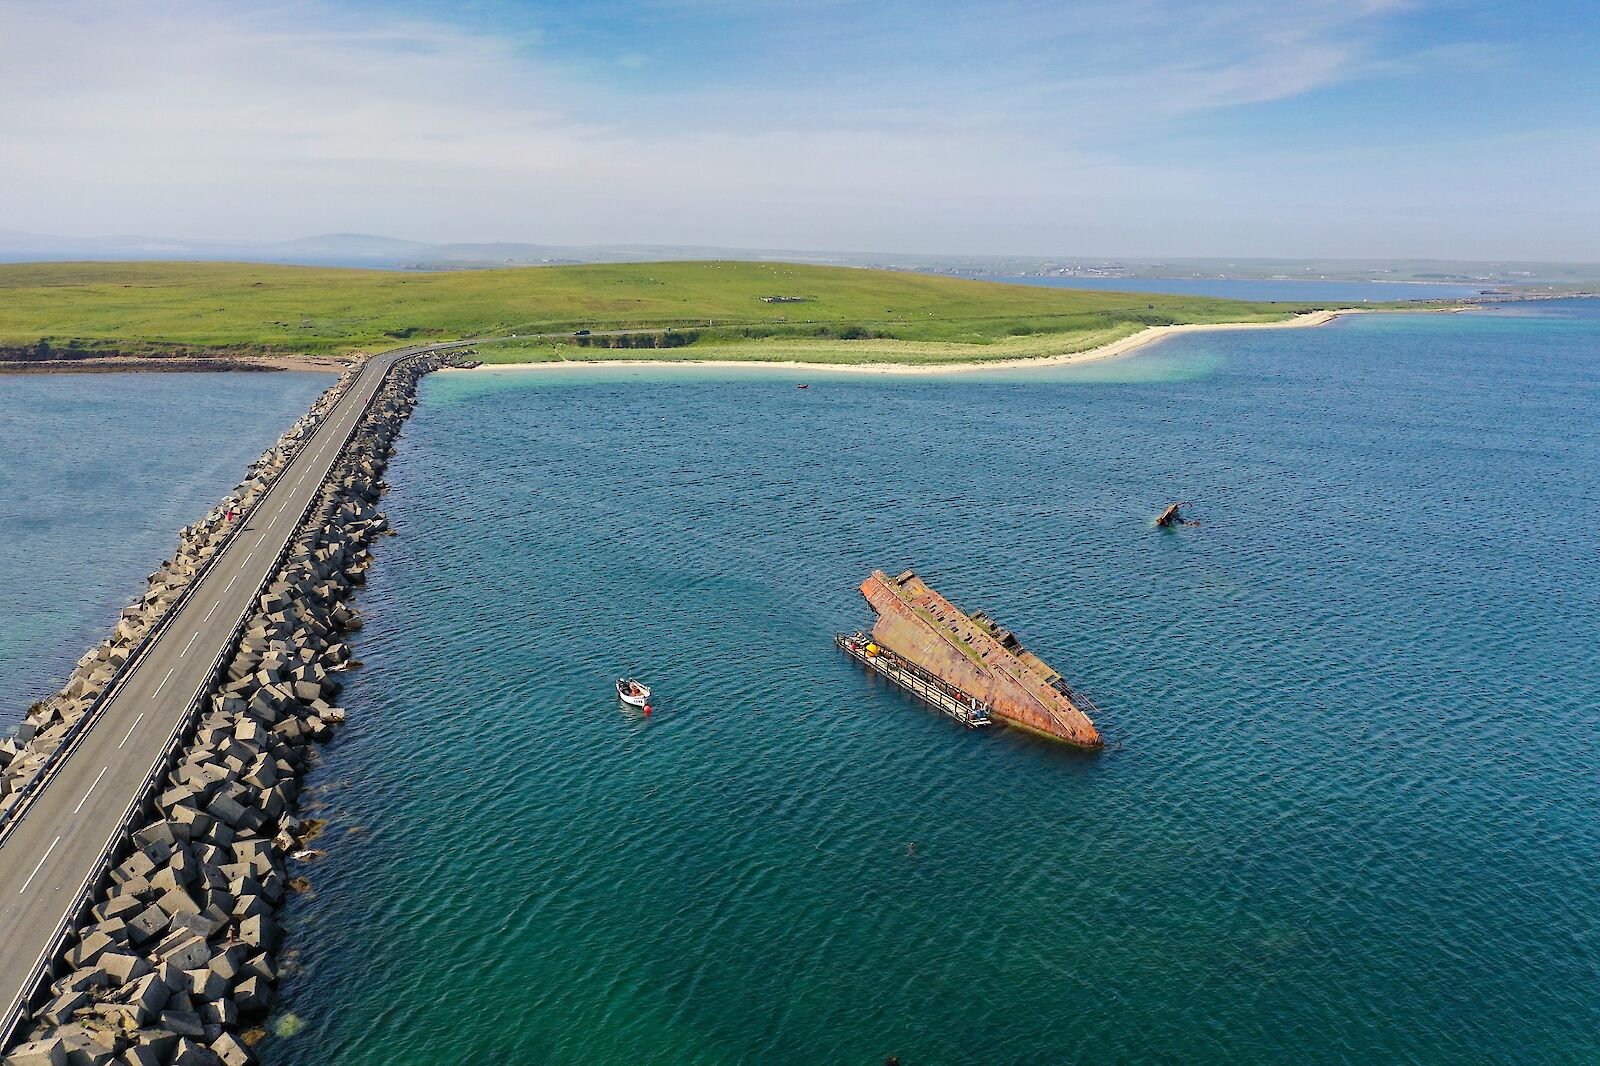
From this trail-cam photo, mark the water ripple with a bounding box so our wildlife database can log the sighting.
[266,305,1600,1065]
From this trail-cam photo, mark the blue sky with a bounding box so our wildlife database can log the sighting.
[1,0,1596,257]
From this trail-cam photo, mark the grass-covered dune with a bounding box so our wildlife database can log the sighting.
[0,259,1331,367]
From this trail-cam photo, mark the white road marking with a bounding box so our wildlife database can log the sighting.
[152,667,175,696]
[118,712,144,748]
[204,600,220,622]
[223,573,238,594]
[73,767,109,814]
[181,632,199,655]
[243,551,254,565]
[20,837,60,893]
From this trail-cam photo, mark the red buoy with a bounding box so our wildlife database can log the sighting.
[643,704,652,716]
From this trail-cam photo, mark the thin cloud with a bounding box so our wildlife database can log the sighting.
[0,0,1592,257]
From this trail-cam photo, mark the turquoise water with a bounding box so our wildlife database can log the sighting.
[255,301,1600,1064]
[979,274,1495,302]
[0,371,333,721]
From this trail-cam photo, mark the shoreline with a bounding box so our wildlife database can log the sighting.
[0,354,347,375]
[444,308,1382,377]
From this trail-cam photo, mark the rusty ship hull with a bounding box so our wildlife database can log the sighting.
[853,569,1103,749]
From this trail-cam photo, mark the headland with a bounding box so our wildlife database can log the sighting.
[0,260,1400,377]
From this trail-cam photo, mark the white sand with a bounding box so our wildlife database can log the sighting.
[442,308,1382,378]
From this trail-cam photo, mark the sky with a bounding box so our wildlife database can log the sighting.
[1,0,1597,259]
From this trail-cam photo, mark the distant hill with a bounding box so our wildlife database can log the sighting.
[1,228,1596,286]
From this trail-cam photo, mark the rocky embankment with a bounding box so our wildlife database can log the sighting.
[2,353,447,1066]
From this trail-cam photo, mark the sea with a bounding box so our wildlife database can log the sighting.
[0,371,333,718]
[976,275,1497,302]
[5,297,1599,1063]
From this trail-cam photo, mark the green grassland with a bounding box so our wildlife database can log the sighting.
[0,259,1335,367]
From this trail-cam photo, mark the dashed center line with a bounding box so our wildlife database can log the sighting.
[181,632,199,655]
[203,601,220,622]
[19,837,60,894]
[152,667,175,696]
[73,767,109,814]
[118,712,144,748]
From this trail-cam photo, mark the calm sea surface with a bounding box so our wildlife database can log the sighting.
[5,303,1598,1064]
[0,371,332,720]
[978,274,1494,302]
[256,301,1600,1064]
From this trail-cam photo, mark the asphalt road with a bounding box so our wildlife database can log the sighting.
[0,341,459,1036]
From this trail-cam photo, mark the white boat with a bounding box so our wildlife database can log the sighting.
[616,678,651,707]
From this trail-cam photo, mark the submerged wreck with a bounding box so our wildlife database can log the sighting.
[837,570,1103,749]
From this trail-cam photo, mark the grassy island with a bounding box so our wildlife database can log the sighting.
[0,260,1339,370]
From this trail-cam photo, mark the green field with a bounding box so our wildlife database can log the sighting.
[0,260,1335,367]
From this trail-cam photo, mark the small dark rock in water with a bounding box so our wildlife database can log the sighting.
[296,818,328,843]
[1156,501,1200,527]
[288,876,312,893]
[241,1027,268,1047]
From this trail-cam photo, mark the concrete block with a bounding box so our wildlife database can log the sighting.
[206,796,248,829]
[240,953,274,985]
[92,895,143,924]
[167,910,227,941]
[200,822,236,848]
[132,822,177,852]
[140,838,175,869]
[231,976,266,1016]
[116,875,153,902]
[210,1032,253,1066]
[127,906,168,945]
[54,967,109,996]
[206,945,247,985]
[237,913,276,954]
[156,887,200,920]
[1,1037,68,1066]
[156,934,210,973]
[231,894,266,921]
[98,950,152,987]
[169,806,215,840]
[122,1044,165,1066]
[119,972,170,1026]
[37,989,90,1026]
[198,998,237,1030]
[70,931,117,969]
[130,1029,178,1063]
[148,866,185,896]
[185,967,227,1003]
[161,1009,206,1039]
[172,1038,224,1066]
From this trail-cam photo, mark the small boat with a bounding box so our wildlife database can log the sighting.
[616,678,651,707]
[796,383,809,389]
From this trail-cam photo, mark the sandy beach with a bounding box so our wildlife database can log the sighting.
[444,308,1375,377]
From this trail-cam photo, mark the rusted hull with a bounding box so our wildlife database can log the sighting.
[859,570,1103,749]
